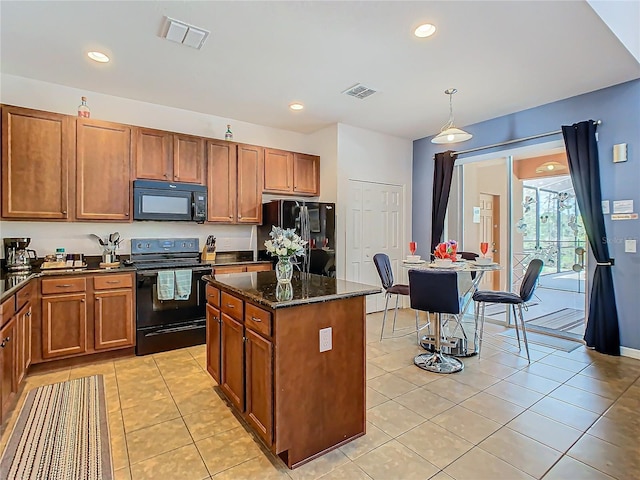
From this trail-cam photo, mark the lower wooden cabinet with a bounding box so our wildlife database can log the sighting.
[16,302,32,385]
[245,328,273,446]
[220,312,245,410]
[206,303,221,384]
[42,293,88,359]
[213,263,272,275]
[0,316,17,415]
[94,289,134,350]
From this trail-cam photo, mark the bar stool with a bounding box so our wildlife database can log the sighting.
[473,259,544,363]
[410,269,464,374]
[373,253,412,341]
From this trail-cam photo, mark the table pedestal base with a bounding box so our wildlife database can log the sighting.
[414,352,464,374]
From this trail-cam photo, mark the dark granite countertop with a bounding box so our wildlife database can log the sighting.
[202,271,380,309]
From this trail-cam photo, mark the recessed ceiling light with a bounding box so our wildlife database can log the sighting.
[414,23,436,38]
[289,103,304,111]
[87,51,110,63]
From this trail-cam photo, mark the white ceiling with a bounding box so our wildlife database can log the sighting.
[1,1,639,140]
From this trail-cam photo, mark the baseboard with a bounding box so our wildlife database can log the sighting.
[620,346,640,360]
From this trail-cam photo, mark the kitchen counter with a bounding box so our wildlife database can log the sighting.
[202,271,380,309]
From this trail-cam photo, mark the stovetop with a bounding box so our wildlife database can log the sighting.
[129,237,209,270]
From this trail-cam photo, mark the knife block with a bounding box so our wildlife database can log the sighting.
[201,248,216,263]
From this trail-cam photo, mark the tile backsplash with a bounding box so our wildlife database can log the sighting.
[0,221,255,259]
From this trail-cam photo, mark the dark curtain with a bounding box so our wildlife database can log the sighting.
[562,121,620,355]
[431,151,457,253]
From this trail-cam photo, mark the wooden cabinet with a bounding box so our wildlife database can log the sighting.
[263,148,293,194]
[135,128,204,184]
[16,301,32,385]
[0,316,16,415]
[42,293,87,359]
[1,106,72,219]
[207,140,262,224]
[220,312,244,410]
[76,119,131,221]
[245,327,273,446]
[206,303,221,384]
[293,153,320,196]
[262,149,319,197]
[212,263,272,275]
[94,289,134,350]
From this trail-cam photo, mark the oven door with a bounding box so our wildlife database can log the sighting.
[133,187,194,221]
[135,266,210,329]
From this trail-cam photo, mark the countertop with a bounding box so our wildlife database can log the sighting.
[202,271,380,309]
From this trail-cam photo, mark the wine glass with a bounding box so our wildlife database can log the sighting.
[480,242,489,257]
[409,241,417,255]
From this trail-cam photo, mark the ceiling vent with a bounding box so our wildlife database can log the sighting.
[342,83,377,99]
[161,16,210,50]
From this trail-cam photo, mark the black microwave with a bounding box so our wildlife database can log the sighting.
[133,180,207,223]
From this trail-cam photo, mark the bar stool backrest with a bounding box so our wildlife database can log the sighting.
[459,251,479,261]
[373,253,394,290]
[520,259,544,302]
[409,269,460,314]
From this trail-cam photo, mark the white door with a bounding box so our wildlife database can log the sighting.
[346,180,404,313]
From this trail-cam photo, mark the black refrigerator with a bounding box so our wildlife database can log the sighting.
[257,200,336,276]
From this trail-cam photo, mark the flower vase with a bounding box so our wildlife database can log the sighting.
[275,256,293,283]
[276,282,293,301]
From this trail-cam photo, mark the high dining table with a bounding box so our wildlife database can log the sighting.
[402,259,501,357]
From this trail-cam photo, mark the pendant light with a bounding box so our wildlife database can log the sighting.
[431,88,473,144]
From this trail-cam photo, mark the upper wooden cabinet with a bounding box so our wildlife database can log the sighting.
[1,106,72,219]
[207,140,262,224]
[262,148,319,196]
[135,128,204,184]
[76,119,132,221]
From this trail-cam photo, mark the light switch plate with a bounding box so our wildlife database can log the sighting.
[319,327,332,352]
[625,239,637,253]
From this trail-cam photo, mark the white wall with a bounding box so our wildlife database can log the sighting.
[335,123,413,279]
[0,73,331,259]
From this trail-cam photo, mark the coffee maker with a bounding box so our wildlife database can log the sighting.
[3,238,37,271]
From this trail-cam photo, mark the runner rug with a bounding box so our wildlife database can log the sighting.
[0,375,113,480]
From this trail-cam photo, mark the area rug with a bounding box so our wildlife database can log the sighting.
[0,375,113,480]
[499,329,582,352]
[525,308,584,332]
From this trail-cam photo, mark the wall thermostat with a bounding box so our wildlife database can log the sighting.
[613,143,627,163]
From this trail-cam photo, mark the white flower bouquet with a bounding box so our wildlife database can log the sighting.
[264,226,307,258]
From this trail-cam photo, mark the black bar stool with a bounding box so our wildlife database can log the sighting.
[473,259,544,363]
[373,253,415,342]
[410,269,464,374]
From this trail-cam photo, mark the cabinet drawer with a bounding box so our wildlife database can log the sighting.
[221,292,243,321]
[245,263,272,272]
[0,296,16,323]
[214,265,246,274]
[41,277,87,295]
[245,303,272,337]
[206,284,220,307]
[16,281,35,310]
[94,274,133,290]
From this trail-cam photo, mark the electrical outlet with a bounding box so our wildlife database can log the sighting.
[625,239,637,253]
[319,327,332,352]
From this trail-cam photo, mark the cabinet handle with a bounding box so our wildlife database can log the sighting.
[125,213,130,217]
[96,298,101,301]
[250,316,262,323]
[56,284,73,288]
[106,280,121,284]
[26,312,31,317]
[81,299,86,303]
[229,215,233,219]
[226,304,234,308]
[164,173,169,178]
[62,210,68,214]
[4,336,10,342]
[0,342,4,348]
[238,214,242,219]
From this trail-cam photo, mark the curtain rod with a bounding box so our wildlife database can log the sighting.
[452,120,602,157]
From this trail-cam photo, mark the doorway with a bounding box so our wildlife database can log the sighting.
[345,180,405,313]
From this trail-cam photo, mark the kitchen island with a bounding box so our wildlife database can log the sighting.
[202,271,379,469]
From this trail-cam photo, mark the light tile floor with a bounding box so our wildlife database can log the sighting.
[1,309,639,479]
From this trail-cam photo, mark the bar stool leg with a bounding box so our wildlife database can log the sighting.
[379,293,390,342]
[478,302,486,358]
[414,312,464,374]
[391,294,400,333]
[512,304,522,351]
[415,310,420,345]
[517,304,531,363]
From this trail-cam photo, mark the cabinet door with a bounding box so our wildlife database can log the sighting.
[221,312,244,410]
[42,293,87,359]
[207,140,237,223]
[293,153,320,196]
[94,289,134,350]
[263,148,293,194]
[237,144,263,224]
[76,119,131,221]
[206,304,221,384]
[135,128,172,181]
[174,134,204,184]
[0,316,16,413]
[16,302,32,385]
[1,106,72,219]
[245,328,273,446]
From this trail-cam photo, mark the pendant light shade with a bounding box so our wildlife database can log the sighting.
[431,88,473,144]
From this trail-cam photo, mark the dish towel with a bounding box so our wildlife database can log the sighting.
[157,270,175,301]
[174,269,192,300]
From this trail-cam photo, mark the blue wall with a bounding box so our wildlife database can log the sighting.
[413,79,640,351]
